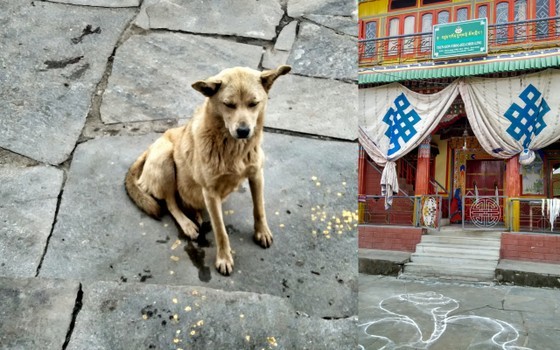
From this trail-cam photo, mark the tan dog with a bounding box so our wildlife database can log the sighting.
[125,65,291,275]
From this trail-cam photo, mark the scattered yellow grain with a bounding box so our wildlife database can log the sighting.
[245,335,251,342]
[171,239,181,250]
[142,314,148,320]
[190,330,196,336]
[279,224,285,228]
[172,298,178,304]
[196,320,204,327]
[311,176,317,181]
[267,336,278,347]
[185,306,192,312]
[316,182,321,187]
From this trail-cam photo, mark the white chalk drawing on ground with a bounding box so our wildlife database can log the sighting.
[358,291,532,350]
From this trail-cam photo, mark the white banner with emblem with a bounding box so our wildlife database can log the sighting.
[359,81,460,208]
[459,68,560,165]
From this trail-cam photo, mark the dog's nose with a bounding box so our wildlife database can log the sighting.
[236,126,251,139]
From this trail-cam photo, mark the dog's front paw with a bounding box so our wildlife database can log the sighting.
[181,220,200,240]
[254,226,273,248]
[215,251,234,276]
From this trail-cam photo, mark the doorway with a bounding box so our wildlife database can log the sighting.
[465,159,505,223]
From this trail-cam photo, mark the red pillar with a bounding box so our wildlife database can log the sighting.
[505,155,521,197]
[415,136,431,195]
[358,144,366,195]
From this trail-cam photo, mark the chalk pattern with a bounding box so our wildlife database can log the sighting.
[359,291,532,350]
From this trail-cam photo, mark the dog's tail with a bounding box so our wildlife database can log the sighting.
[125,151,162,218]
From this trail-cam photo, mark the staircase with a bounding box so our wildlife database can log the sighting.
[402,226,501,282]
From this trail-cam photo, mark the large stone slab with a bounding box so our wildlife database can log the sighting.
[0,1,135,164]
[266,74,357,140]
[40,133,358,318]
[47,0,140,7]
[100,33,263,124]
[0,277,80,349]
[67,281,357,349]
[287,22,356,81]
[0,166,63,278]
[288,0,355,18]
[135,0,283,40]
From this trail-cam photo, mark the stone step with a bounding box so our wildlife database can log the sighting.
[415,243,500,256]
[404,262,496,281]
[421,235,501,247]
[410,253,499,267]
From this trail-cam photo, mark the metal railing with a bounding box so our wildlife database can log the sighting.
[461,195,506,230]
[361,194,442,230]
[508,198,560,233]
[362,195,416,226]
[359,16,560,65]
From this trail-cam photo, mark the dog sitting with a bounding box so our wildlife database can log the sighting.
[125,65,291,275]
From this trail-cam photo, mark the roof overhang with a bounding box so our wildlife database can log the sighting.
[359,48,560,84]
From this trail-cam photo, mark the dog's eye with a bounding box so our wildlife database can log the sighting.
[224,102,236,109]
[248,101,259,108]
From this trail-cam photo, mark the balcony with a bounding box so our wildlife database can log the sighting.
[359,16,560,66]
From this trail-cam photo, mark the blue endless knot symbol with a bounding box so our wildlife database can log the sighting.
[504,84,549,148]
[383,93,421,156]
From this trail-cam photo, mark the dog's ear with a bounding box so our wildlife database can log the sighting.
[192,79,222,97]
[261,65,291,92]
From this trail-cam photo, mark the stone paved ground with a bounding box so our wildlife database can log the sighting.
[359,275,560,350]
[0,1,358,349]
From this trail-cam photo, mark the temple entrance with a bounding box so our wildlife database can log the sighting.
[464,159,505,224]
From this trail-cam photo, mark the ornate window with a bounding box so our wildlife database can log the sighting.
[388,18,400,56]
[477,5,488,20]
[421,13,433,52]
[496,2,509,43]
[437,10,450,24]
[514,0,527,42]
[456,8,468,22]
[363,21,377,58]
[403,16,416,54]
[536,0,551,38]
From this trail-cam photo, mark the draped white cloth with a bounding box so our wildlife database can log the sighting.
[359,81,460,208]
[360,69,560,210]
[459,69,560,165]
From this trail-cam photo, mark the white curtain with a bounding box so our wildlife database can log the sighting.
[359,81,460,208]
[460,69,560,165]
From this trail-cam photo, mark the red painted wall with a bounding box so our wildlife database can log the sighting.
[501,233,560,263]
[359,225,424,252]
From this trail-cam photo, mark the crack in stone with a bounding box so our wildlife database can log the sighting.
[61,283,84,350]
[35,172,66,277]
[263,126,356,143]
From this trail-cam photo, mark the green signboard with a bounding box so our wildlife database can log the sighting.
[432,18,488,59]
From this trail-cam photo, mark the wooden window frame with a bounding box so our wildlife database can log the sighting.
[454,6,471,22]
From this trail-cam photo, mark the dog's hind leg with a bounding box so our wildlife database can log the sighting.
[249,169,273,248]
[202,189,233,275]
[166,194,199,240]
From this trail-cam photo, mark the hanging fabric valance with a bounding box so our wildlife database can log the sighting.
[358,81,460,208]
[459,69,560,164]
[359,68,560,209]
